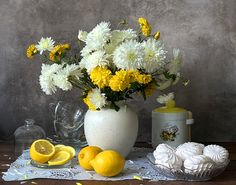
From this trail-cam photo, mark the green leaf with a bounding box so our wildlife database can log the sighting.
[110,101,120,111]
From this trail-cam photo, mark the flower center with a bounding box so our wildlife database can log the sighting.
[146,50,155,60]
[127,52,136,62]
[41,40,49,49]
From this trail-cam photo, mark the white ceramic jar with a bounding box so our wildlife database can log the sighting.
[84,104,138,158]
[152,102,194,148]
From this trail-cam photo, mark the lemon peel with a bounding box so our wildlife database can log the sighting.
[133,175,143,180]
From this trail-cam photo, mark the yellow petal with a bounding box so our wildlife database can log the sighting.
[154,31,160,40]
[133,175,143,180]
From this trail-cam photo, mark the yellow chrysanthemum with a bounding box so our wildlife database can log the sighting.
[154,31,160,40]
[109,70,131,91]
[138,17,151,37]
[144,82,157,96]
[136,74,152,84]
[83,91,96,111]
[26,44,38,59]
[49,44,70,62]
[127,70,141,83]
[90,66,112,88]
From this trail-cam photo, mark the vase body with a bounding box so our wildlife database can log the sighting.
[84,105,138,158]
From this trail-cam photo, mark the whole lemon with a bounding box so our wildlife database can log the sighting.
[90,150,125,177]
[78,146,103,170]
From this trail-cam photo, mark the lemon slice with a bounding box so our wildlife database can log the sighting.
[59,146,76,159]
[55,144,65,152]
[30,139,55,164]
[48,151,71,166]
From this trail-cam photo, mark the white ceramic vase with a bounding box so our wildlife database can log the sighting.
[84,104,138,158]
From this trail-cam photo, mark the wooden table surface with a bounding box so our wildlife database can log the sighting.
[0,142,236,185]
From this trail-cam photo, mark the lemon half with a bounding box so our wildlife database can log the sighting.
[30,139,55,164]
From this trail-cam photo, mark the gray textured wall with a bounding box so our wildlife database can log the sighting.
[0,0,236,142]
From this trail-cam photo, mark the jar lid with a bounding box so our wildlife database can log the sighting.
[154,93,187,113]
[14,118,46,139]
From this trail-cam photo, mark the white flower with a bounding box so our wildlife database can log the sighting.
[156,92,174,104]
[80,50,109,73]
[157,79,172,90]
[53,73,72,91]
[155,74,172,90]
[104,29,137,54]
[168,48,182,74]
[63,64,83,79]
[141,39,167,73]
[89,88,107,109]
[78,30,88,42]
[65,64,83,80]
[80,45,92,57]
[121,29,137,40]
[172,73,180,85]
[36,37,55,54]
[54,64,82,91]
[113,40,144,70]
[79,57,87,69]
[85,22,111,50]
[39,64,62,95]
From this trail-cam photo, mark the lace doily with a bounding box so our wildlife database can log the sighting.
[2,148,171,181]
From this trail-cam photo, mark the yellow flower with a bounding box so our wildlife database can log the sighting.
[63,43,70,49]
[144,82,157,96]
[83,91,96,110]
[90,66,112,88]
[136,74,152,84]
[109,70,131,91]
[26,44,38,59]
[127,70,140,83]
[138,17,151,37]
[154,31,160,40]
[49,44,70,61]
[138,17,148,25]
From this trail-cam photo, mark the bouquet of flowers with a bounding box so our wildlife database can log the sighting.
[26,18,183,111]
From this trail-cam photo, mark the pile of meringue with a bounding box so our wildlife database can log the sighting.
[153,142,229,174]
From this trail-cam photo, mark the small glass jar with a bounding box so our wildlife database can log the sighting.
[14,119,46,156]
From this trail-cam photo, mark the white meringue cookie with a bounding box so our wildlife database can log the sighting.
[153,144,176,157]
[184,155,215,174]
[154,151,183,170]
[176,142,204,160]
[203,145,229,165]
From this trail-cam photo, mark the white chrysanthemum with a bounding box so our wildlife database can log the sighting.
[121,29,137,40]
[113,40,144,70]
[53,73,72,91]
[78,30,88,42]
[54,64,82,91]
[80,45,92,57]
[36,37,55,54]
[79,57,87,69]
[89,88,106,109]
[156,79,172,90]
[168,48,182,74]
[81,50,109,73]
[65,64,83,80]
[156,92,175,104]
[85,22,111,50]
[105,29,137,54]
[39,64,62,95]
[141,39,167,73]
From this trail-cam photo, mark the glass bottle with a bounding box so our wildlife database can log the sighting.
[14,119,46,156]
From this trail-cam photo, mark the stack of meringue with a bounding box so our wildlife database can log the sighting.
[153,142,229,174]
